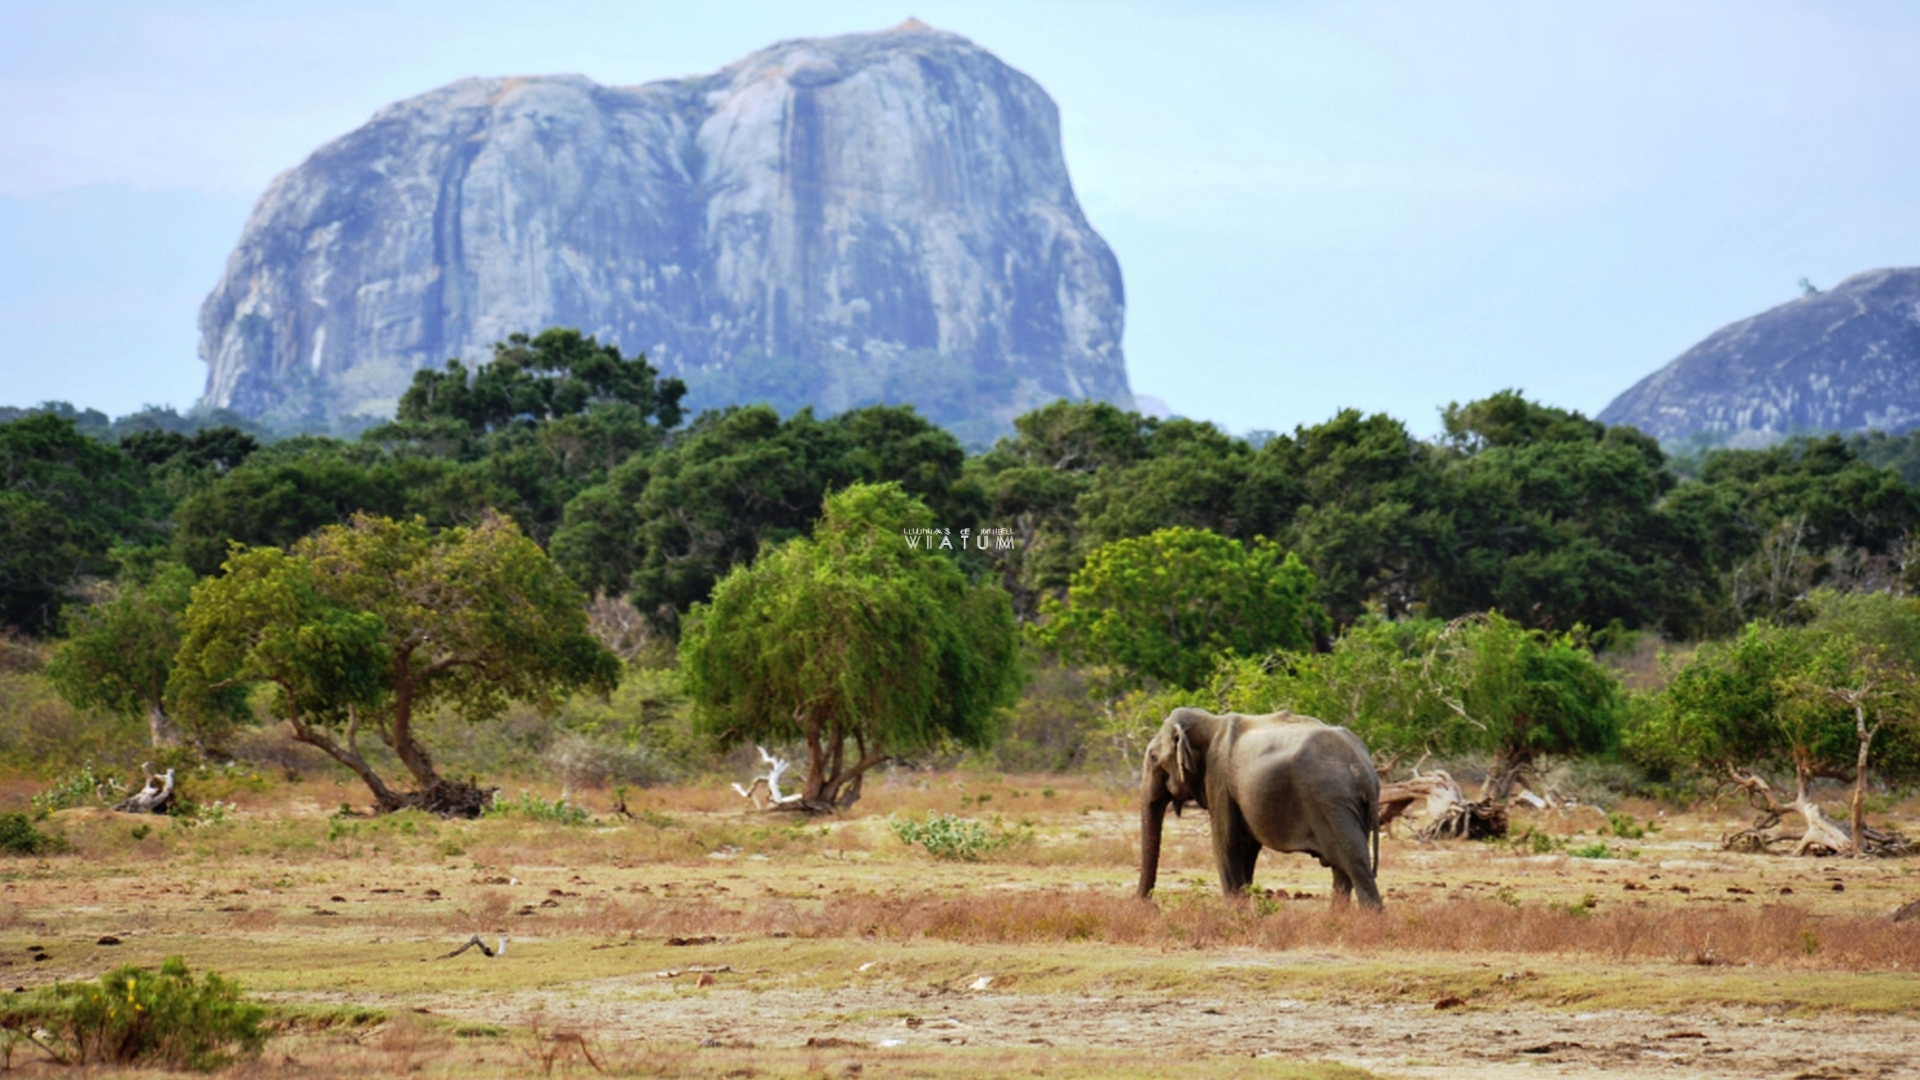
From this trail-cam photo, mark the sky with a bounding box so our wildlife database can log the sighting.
[5,0,1920,438]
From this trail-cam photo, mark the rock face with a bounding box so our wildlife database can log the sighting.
[1600,269,1920,441]
[198,21,1132,438]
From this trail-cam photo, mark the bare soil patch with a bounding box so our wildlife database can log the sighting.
[1,776,1917,1078]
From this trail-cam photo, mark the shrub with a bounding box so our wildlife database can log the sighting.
[485,790,591,826]
[30,764,127,815]
[0,812,62,856]
[889,812,1024,861]
[541,731,672,790]
[0,956,266,1070]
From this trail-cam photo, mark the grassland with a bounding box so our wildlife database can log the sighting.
[2,770,1919,1077]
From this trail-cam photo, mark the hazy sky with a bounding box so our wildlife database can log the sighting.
[5,0,1920,437]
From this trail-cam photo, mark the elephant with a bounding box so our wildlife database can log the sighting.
[1137,707,1382,909]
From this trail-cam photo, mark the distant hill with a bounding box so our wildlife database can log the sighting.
[1599,268,1920,442]
[196,22,1133,445]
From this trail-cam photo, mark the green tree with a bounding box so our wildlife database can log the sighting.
[47,561,248,750]
[1261,410,1446,624]
[1192,614,1620,792]
[391,328,685,436]
[0,415,158,633]
[171,513,618,813]
[967,400,1157,615]
[1034,527,1327,691]
[1431,613,1624,796]
[680,483,1021,810]
[1662,435,1920,623]
[167,443,419,576]
[1425,391,1707,634]
[553,403,977,631]
[1630,592,1920,855]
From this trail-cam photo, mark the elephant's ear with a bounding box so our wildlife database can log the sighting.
[1174,723,1196,789]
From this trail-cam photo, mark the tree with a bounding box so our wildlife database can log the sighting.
[1662,435,1920,624]
[0,414,158,633]
[1033,527,1327,691]
[391,328,685,436]
[967,400,1157,615]
[47,561,248,750]
[1631,592,1920,856]
[552,403,977,632]
[680,483,1021,810]
[1424,392,1706,635]
[171,513,619,814]
[1429,614,1624,798]
[1197,614,1621,794]
[1262,410,1446,624]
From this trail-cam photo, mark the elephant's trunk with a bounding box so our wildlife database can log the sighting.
[1138,765,1171,899]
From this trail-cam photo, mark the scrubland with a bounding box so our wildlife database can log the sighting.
[2,771,1919,1078]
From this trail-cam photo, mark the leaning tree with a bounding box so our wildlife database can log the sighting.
[680,482,1022,811]
[1633,592,1920,856]
[170,512,619,815]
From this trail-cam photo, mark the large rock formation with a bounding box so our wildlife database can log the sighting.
[197,21,1132,440]
[1600,268,1920,442]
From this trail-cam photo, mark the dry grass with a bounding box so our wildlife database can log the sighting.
[517,888,1920,972]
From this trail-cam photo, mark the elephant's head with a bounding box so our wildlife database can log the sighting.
[1137,710,1211,898]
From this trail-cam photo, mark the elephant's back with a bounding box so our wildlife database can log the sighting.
[1233,719,1377,801]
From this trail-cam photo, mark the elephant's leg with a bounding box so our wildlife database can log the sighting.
[1331,866,1353,907]
[1331,823,1384,911]
[1211,802,1261,896]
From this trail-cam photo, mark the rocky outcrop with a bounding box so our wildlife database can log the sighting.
[198,21,1132,437]
[1599,269,1920,441]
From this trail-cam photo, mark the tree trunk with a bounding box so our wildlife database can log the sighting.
[287,707,403,813]
[143,702,180,750]
[1483,748,1531,802]
[384,676,440,790]
[1848,701,1880,861]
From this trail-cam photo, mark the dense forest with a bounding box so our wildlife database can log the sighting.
[8,329,1920,848]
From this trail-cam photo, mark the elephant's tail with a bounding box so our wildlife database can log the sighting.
[1369,797,1380,878]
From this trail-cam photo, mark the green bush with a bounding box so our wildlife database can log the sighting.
[30,764,128,815]
[889,812,1023,861]
[0,812,63,856]
[484,790,591,826]
[0,956,266,1070]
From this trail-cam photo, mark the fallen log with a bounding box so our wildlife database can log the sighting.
[1381,769,1509,840]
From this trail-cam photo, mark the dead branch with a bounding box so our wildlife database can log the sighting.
[112,762,175,814]
[1721,766,1911,857]
[731,746,807,811]
[1381,769,1508,840]
[436,935,507,959]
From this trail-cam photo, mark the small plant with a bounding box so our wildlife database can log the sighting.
[1566,892,1599,918]
[889,812,1016,861]
[1603,811,1647,839]
[30,765,126,816]
[0,956,267,1070]
[0,812,64,856]
[485,791,591,826]
[130,824,152,841]
[1494,885,1522,908]
[1568,841,1621,859]
[1511,828,1562,855]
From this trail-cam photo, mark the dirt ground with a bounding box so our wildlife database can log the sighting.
[3,773,1919,1078]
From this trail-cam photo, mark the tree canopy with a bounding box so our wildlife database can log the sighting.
[680,482,1021,809]
[171,513,618,814]
[0,414,158,633]
[1034,527,1327,691]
